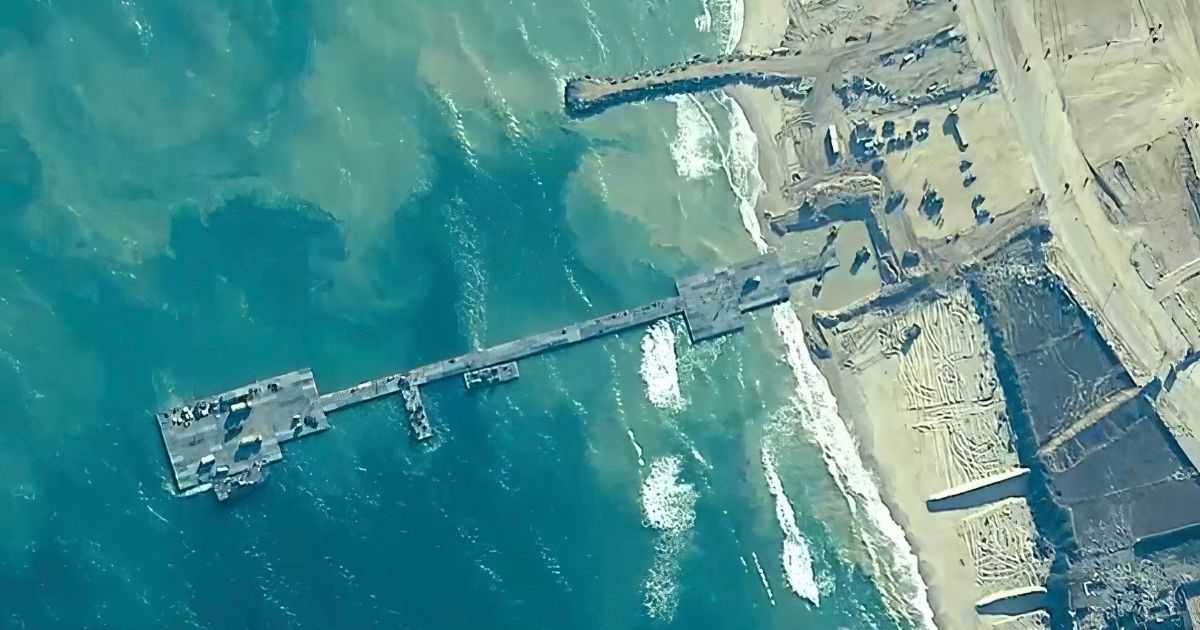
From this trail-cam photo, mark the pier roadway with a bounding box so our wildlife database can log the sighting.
[156,251,836,501]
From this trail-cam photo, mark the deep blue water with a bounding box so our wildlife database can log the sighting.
[0,1,906,628]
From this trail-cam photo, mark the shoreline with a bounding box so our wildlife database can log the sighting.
[725,2,951,628]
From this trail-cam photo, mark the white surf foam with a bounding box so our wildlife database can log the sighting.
[641,456,697,532]
[627,428,646,467]
[761,447,820,606]
[118,0,154,49]
[443,197,488,349]
[714,87,936,627]
[723,0,744,54]
[666,95,719,181]
[640,455,699,621]
[639,320,687,412]
[770,306,935,628]
[751,551,777,606]
[695,0,714,33]
[436,91,480,171]
[715,92,770,252]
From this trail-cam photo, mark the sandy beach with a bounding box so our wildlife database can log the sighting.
[728,1,1050,627]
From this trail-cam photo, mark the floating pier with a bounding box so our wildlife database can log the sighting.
[156,251,836,500]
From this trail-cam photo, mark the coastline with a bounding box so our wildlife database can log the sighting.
[725,2,952,628]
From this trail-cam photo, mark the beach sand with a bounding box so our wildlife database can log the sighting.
[817,288,1050,629]
[729,1,1050,627]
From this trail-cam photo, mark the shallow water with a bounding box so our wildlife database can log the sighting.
[0,0,911,627]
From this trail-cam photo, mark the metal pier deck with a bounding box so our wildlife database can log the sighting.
[156,251,836,500]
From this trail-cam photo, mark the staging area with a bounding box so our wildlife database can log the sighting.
[157,369,330,499]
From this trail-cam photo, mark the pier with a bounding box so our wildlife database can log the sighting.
[156,251,836,500]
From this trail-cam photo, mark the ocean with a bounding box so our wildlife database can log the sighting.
[0,0,925,627]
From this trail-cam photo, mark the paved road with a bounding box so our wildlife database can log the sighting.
[959,0,1188,384]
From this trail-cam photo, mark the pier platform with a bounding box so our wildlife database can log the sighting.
[465,362,519,389]
[156,369,330,498]
[157,251,836,500]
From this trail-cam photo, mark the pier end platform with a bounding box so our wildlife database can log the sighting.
[157,369,329,500]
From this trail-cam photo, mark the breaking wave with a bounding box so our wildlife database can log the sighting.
[723,0,744,54]
[443,197,488,349]
[695,0,741,53]
[639,320,687,412]
[436,91,479,171]
[642,455,697,533]
[770,306,935,628]
[715,92,769,252]
[640,455,699,621]
[666,95,719,180]
[695,0,713,33]
[712,79,936,626]
[627,428,646,467]
[761,447,820,606]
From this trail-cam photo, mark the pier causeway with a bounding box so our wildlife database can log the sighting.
[156,251,836,500]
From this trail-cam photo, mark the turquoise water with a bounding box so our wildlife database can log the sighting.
[0,1,912,627]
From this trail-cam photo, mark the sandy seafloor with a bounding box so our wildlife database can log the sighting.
[0,0,927,627]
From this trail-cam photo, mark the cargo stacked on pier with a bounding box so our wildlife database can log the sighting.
[157,369,330,500]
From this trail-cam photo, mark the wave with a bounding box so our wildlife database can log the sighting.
[561,260,595,309]
[696,0,714,33]
[118,0,154,50]
[516,17,562,74]
[639,320,687,412]
[761,446,821,606]
[666,96,719,181]
[435,91,480,171]
[724,0,744,54]
[442,197,488,349]
[714,92,769,252]
[452,24,524,142]
[641,455,697,532]
[577,0,610,63]
[751,551,777,606]
[714,86,936,626]
[770,306,936,628]
[627,428,646,467]
[640,455,699,621]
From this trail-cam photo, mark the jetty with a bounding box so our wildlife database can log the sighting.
[564,19,960,118]
[565,51,815,118]
[156,251,836,500]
